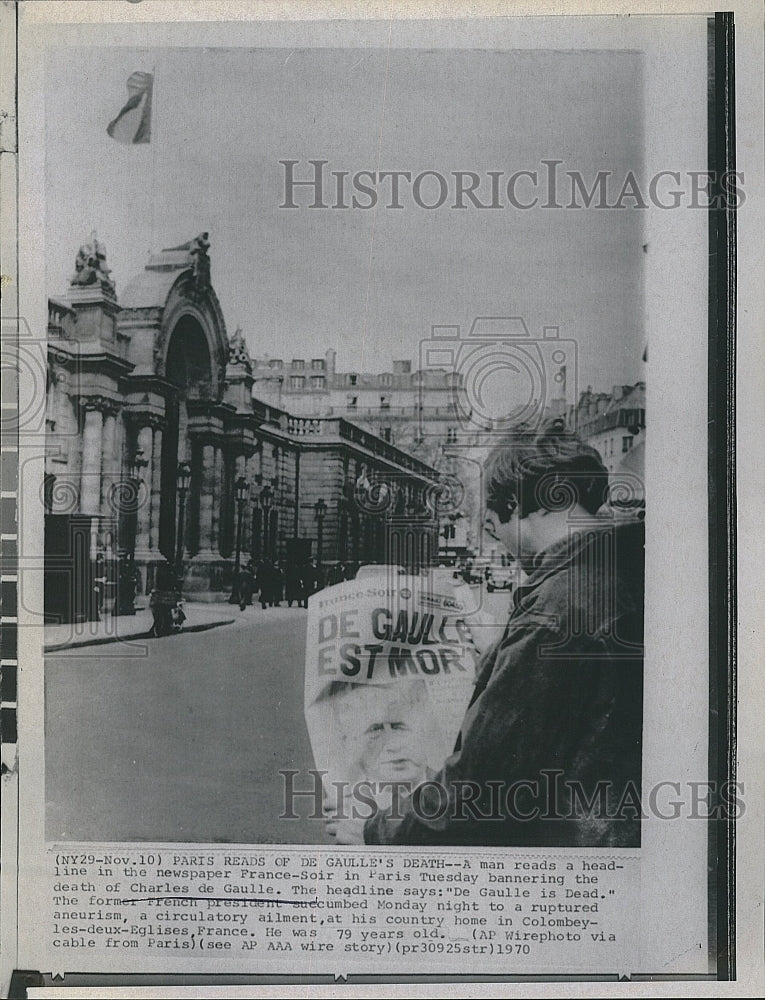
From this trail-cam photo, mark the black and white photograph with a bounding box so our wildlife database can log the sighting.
[2,0,762,992]
[42,39,648,850]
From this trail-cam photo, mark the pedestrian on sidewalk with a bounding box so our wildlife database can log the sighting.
[237,562,255,611]
[255,559,273,610]
[285,561,304,608]
[302,557,321,606]
[271,561,285,607]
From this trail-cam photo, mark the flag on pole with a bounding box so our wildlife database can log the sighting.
[107,71,153,144]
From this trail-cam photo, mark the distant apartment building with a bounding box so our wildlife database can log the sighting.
[570,382,647,474]
[251,352,465,471]
[251,353,646,559]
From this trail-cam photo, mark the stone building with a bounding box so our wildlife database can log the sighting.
[250,351,478,562]
[569,383,647,474]
[250,353,466,471]
[45,236,440,614]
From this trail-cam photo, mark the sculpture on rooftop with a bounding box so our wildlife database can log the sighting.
[189,232,211,289]
[71,238,115,294]
[228,327,252,371]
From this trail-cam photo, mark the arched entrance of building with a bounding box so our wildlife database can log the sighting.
[158,314,213,562]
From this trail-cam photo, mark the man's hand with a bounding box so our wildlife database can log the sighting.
[325,816,366,845]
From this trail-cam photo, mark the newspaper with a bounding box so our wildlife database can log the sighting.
[1,1,763,997]
[304,572,478,814]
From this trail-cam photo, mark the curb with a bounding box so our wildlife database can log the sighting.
[44,616,236,654]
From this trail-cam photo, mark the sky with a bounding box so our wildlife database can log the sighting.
[46,44,645,396]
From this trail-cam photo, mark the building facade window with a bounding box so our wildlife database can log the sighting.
[446,427,458,444]
[289,375,305,390]
[380,395,390,410]
[292,359,305,370]
[346,374,358,386]
[311,375,325,389]
[269,358,283,369]
[622,435,634,453]
[381,426,392,443]
[347,395,358,409]
[311,358,325,371]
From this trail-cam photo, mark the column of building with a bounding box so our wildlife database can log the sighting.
[197,440,216,557]
[97,400,121,518]
[234,451,251,559]
[78,395,115,516]
[97,401,122,570]
[148,416,165,553]
[193,429,226,559]
[247,446,262,560]
[46,370,76,513]
[121,412,164,563]
[210,441,224,557]
[133,419,155,559]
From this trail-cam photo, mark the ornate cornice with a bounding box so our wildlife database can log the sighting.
[124,408,166,431]
[142,413,166,431]
[77,394,121,417]
[117,307,163,325]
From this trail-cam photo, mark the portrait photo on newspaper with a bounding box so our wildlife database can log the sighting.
[6,1,750,992]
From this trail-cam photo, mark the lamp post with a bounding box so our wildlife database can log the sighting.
[259,483,273,560]
[229,475,249,604]
[174,460,192,585]
[314,497,327,569]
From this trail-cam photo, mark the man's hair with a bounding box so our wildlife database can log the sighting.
[484,418,609,521]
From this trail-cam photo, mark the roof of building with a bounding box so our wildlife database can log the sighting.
[120,266,186,310]
[604,382,646,415]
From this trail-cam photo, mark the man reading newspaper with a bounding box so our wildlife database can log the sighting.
[327,419,644,847]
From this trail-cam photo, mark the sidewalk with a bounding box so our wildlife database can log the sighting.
[44,602,237,653]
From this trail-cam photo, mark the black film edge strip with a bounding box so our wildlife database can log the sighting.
[708,9,737,984]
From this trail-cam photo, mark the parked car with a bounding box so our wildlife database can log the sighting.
[458,559,485,584]
[487,565,515,592]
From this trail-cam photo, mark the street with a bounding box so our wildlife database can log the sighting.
[46,607,324,845]
[45,585,513,845]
